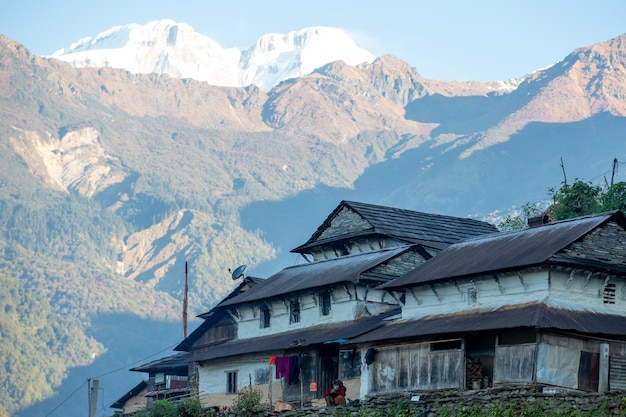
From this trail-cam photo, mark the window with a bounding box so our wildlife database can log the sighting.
[320,291,331,316]
[290,300,300,324]
[154,372,165,385]
[226,371,238,394]
[431,339,462,351]
[603,283,616,304]
[260,306,271,328]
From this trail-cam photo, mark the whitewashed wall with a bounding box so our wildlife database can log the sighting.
[236,284,396,339]
[401,267,626,320]
[550,269,626,314]
[401,269,550,319]
[197,351,283,408]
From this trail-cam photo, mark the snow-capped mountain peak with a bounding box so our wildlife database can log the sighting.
[49,20,376,90]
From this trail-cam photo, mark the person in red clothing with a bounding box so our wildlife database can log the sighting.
[324,379,347,406]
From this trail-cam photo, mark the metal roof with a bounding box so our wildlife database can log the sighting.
[219,245,412,307]
[130,352,189,375]
[291,200,498,253]
[381,211,625,289]
[349,302,626,344]
[175,276,264,352]
[192,309,399,362]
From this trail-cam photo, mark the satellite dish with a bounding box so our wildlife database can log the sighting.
[230,264,246,280]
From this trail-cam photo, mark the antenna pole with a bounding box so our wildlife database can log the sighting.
[183,262,188,339]
[611,158,618,187]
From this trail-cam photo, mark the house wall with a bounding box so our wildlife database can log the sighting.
[197,351,284,409]
[310,207,408,261]
[401,269,550,319]
[361,341,463,398]
[494,342,536,384]
[401,267,626,320]
[236,284,397,339]
[561,222,626,264]
[122,387,148,415]
[549,268,626,314]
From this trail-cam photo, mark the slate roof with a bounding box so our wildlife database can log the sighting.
[381,211,626,289]
[349,301,626,344]
[218,245,413,307]
[192,308,399,362]
[291,200,499,253]
[130,352,189,375]
[175,276,264,352]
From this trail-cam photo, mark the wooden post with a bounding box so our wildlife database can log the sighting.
[87,378,92,417]
[599,343,610,393]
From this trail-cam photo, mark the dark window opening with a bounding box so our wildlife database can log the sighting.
[290,300,300,324]
[320,291,331,316]
[226,371,238,394]
[498,328,536,345]
[431,339,462,351]
[260,306,270,328]
[603,283,616,304]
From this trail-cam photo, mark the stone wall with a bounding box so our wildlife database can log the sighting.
[224,385,626,417]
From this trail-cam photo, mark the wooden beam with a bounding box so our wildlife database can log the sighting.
[517,271,528,290]
[429,284,442,302]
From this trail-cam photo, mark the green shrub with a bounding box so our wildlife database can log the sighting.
[232,386,263,417]
[177,398,205,417]
[149,399,177,417]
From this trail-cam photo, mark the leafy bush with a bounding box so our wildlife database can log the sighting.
[149,399,177,417]
[232,386,264,416]
[177,398,206,417]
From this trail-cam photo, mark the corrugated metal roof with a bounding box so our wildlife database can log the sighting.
[292,200,498,253]
[349,302,626,344]
[130,352,189,374]
[381,211,624,289]
[219,246,411,307]
[192,309,399,362]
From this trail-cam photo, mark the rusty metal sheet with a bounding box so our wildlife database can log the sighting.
[382,212,624,289]
[219,246,410,307]
[191,309,398,362]
[350,303,626,344]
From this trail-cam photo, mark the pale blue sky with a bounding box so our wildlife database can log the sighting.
[2,0,625,81]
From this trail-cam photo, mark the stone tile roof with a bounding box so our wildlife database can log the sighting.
[292,200,498,253]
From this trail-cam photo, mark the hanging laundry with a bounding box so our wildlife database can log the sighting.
[275,356,299,385]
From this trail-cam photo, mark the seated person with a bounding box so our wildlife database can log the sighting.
[324,379,347,406]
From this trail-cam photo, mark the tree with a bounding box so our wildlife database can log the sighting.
[600,181,626,212]
[498,178,626,231]
[497,202,545,231]
[549,179,602,221]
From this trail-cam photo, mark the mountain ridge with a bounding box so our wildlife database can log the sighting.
[1,29,626,417]
[49,20,377,90]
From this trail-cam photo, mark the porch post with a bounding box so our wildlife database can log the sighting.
[599,343,609,393]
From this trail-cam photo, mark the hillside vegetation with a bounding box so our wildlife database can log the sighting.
[1,32,626,416]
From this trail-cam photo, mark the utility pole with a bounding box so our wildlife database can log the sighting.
[87,378,99,417]
[183,262,188,339]
[560,157,567,186]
